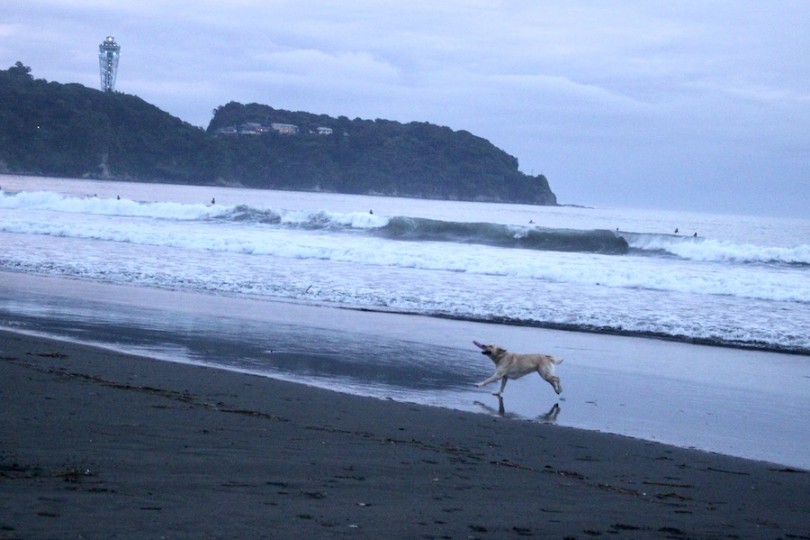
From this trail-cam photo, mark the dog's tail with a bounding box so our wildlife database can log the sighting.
[552,356,563,365]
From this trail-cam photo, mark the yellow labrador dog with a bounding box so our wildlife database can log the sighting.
[473,341,563,396]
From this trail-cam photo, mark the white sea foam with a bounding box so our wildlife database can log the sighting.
[0,190,219,220]
[624,232,810,265]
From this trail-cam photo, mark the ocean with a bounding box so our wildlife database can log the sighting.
[2,175,809,467]
[2,175,808,354]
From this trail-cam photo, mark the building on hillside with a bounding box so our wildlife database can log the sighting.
[215,122,302,137]
[239,122,269,135]
[271,123,299,135]
[215,126,238,136]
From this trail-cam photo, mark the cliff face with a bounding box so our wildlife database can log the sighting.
[1,63,557,205]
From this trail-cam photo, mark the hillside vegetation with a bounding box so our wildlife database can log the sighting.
[1,63,556,205]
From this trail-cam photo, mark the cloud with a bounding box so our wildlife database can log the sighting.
[688,81,810,105]
[250,49,400,82]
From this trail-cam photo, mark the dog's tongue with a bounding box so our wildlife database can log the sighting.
[473,340,486,350]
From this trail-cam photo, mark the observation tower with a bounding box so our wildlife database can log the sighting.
[98,36,120,92]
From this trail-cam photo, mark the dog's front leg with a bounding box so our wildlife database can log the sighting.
[493,377,508,396]
[476,373,502,388]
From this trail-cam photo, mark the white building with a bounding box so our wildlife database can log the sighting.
[271,123,299,135]
[239,122,268,135]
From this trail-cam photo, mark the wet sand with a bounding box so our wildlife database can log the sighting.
[1,329,808,539]
[4,270,810,471]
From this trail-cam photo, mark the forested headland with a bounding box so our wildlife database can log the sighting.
[0,63,556,205]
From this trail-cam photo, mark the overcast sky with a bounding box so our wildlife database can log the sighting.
[3,1,808,217]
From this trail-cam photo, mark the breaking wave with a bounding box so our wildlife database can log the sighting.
[1,191,628,255]
[377,217,629,254]
[3,190,807,263]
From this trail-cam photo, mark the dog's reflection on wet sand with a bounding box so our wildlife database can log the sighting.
[474,396,561,423]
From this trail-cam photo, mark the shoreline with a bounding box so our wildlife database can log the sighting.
[2,329,809,538]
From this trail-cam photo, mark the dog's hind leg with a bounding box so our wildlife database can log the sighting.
[538,370,562,394]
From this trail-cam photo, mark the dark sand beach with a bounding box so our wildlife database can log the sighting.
[1,329,808,539]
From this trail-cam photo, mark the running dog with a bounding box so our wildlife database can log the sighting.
[473,341,563,396]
